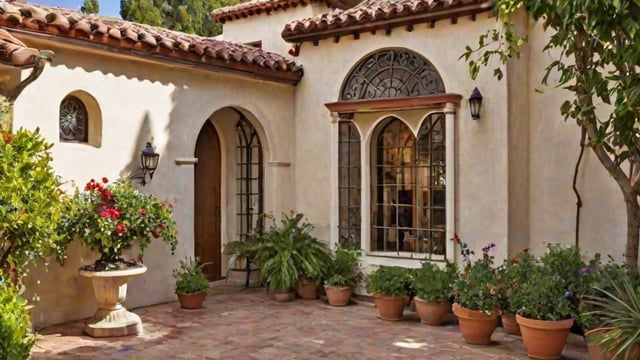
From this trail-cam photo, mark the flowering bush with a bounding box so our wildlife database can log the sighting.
[452,236,500,313]
[496,249,537,315]
[511,244,587,321]
[0,127,67,284]
[62,178,177,270]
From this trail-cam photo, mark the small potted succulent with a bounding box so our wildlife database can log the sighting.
[413,261,458,325]
[173,257,210,309]
[451,237,500,345]
[324,243,362,306]
[365,265,413,321]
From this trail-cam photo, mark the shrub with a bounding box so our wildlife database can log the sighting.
[414,261,458,302]
[0,280,35,360]
[365,266,413,297]
[453,241,499,312]
[325,245,362,288]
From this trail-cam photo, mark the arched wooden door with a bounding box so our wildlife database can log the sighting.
[194,121,221,281]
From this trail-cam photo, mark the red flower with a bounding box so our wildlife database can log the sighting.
[102,177,109,184]
[139,209,147,215]
[512,258,520,264]
[160,222,167,229]
[522,248,530,253]
[110,209,120,221]
[100,209,110,219]
[151,229,160,238]
[3,133,12,143]
[115,222,127,235]
[101,190,113,200]
[168,203,173,209]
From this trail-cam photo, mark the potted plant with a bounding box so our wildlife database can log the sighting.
[173,257,210,309]
[324,243,362,306]
[252,213,331,301]
[223,239,262,288]
[365,265,413,321]
[583,268,640,360]
[496,249,537,336]
[413,261,458,325]
[0,278,35,359]
[451,238,500,345]
[61,177,177,337]
[512,244,585,360]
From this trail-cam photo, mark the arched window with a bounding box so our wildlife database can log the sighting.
[59,96,88,142]
[236,115,263,242]
[371,113,446,256]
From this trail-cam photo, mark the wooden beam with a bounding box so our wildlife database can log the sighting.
[325,93,463,115]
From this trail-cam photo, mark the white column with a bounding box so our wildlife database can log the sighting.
[445,102,457,262]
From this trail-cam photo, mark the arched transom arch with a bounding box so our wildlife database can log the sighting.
[340,48,445,101]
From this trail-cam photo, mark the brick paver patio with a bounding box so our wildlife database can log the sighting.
[30,287,589,359]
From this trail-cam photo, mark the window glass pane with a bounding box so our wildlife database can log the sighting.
[370,114,447,258]
[236,116,263,242]
[338,122,361,246]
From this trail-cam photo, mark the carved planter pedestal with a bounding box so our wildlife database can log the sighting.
[79,265,147,337]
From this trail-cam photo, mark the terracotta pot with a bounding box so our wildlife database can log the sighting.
[585,327,640,360]
[374,294,406,321]
[516,314,574,360]
[296,277,318,299]
[177,291,207,309]
[452,303,499,345]
[324,285,352,306]
[274,290,295,302]
[414,297,450,325]
[501,314,521,336]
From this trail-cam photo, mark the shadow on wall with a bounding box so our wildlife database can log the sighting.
[119,111,153,182]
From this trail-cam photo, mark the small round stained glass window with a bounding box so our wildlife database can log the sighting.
[59,96,88,142]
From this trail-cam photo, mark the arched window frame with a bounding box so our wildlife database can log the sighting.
[58,91,102,147]
[235,115,264,242]
[59,96,88,142]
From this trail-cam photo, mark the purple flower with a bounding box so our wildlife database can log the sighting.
[564,291,573,298]
[580,268,593,276]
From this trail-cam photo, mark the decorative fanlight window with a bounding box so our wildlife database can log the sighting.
[236,115,263,242]
[59,96,88,142]
[340,48,445,101]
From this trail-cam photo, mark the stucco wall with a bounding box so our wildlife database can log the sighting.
[220,3,331,56]
[526,25,626,261]
[13,38,296,327]
[292,13,512,266]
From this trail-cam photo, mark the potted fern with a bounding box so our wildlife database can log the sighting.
[173,257,210,309]
[252,213,331,301]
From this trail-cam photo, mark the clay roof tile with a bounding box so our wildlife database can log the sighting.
[0,1,300,82]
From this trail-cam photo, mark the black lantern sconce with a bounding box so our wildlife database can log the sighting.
[469,87,483,120]
[132,142,159,186]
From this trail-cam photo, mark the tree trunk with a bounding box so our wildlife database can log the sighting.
[624,194,640,268]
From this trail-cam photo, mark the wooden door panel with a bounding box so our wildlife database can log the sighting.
[194,121,221,281]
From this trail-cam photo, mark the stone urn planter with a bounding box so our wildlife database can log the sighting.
[79,265,147,337]
[452,303,499,345]
[516,314,574,360]
[414,297,450,325]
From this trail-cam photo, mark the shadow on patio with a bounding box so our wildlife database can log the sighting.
[30,287,589,360]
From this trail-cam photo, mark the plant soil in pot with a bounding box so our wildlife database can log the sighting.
[414,297,450,325]
[452,303,499,345]
[516,314,574,360]
[324,285,352,306]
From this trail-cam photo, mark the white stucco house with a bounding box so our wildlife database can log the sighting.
[0,0,624,327]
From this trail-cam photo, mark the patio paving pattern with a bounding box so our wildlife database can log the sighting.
[30,286,589,360]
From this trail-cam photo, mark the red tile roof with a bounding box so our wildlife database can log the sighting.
[213,0,342,24]
[0,1,302,83]
[281,0,492,43]
[0,27,50,67]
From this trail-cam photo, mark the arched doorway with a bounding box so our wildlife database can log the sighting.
[194,121,222,281]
